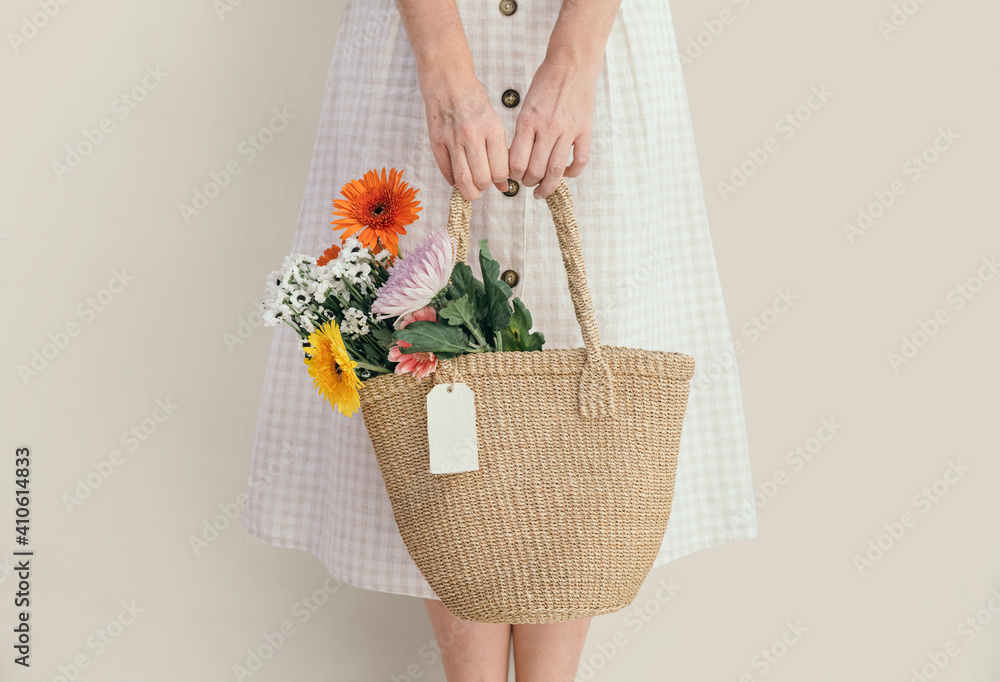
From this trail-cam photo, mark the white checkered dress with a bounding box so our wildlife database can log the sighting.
[242,0,758,599]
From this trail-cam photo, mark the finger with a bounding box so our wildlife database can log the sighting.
[535,134,572,199]
[430,133,455,187]
[564,128,591,178]
[462,135,495,195]
[523,126,556,189]
[450,144,480,201]
[485,125,510,193]
[508,116,535,183]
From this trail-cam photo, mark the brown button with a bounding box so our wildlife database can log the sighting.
[501,269,519,287]
[501,89,520,108]
[499,0,517,15]
[502,178,519,196]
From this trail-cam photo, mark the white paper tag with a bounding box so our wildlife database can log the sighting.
[426,382,479,473]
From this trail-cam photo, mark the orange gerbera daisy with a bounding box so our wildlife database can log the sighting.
[316,243,341,267]
[331,167,421,257]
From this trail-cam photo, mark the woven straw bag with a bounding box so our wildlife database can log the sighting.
[358,178,695,624]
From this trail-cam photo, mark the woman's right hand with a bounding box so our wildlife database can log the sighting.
[419,70,510,201]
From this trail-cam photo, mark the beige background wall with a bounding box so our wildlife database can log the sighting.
[2,0,998,680]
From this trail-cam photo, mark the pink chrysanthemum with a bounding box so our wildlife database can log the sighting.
[388,305,439,379]
[371,227,454,324]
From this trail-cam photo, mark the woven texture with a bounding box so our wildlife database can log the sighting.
[242,0,759,602]
[358,179,695,623]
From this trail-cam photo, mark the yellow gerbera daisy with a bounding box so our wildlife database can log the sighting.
[302,320,364,417]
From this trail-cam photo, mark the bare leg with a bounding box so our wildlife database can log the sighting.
[510,617,592,682]
[422,598,512,681]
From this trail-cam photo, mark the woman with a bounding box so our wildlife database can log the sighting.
[243,0,758,678]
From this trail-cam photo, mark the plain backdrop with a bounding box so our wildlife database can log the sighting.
[1,0,998,680]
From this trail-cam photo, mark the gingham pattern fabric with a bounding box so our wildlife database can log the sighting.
[242,0,758,600]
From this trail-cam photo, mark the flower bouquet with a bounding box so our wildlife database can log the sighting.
[260,166,545,417]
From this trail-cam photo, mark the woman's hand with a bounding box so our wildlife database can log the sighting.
[396,0,508,200]
[508,0,620,199]
[508,54,601,200]
[420,70,511,201]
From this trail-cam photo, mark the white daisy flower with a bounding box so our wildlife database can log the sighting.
[339,307,371,338]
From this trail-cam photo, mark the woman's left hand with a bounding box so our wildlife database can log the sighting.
[507,54,602,200]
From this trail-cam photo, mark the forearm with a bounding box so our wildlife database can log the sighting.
[394,0,475,88]
[546,0,622,73]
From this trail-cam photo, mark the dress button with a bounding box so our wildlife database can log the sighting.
[502,178,519,196]
[501,269,519,287]
[499,0,517,16]
[501,89,520,108]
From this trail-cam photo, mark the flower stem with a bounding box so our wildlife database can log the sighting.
[354,360,391,374]
[464,321,489,349]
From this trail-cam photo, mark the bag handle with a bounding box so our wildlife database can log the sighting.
[445,178,614,418]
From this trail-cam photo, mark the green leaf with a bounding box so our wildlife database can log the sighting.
[450,261,484,315]
[439,293,490,348]
[370,323,395,349]
[500,297,545,351]
[523,330,545,351]
[478,239,513,339]
[438,294,476,328]
[394,320,472,355]
[510,295,533,332]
